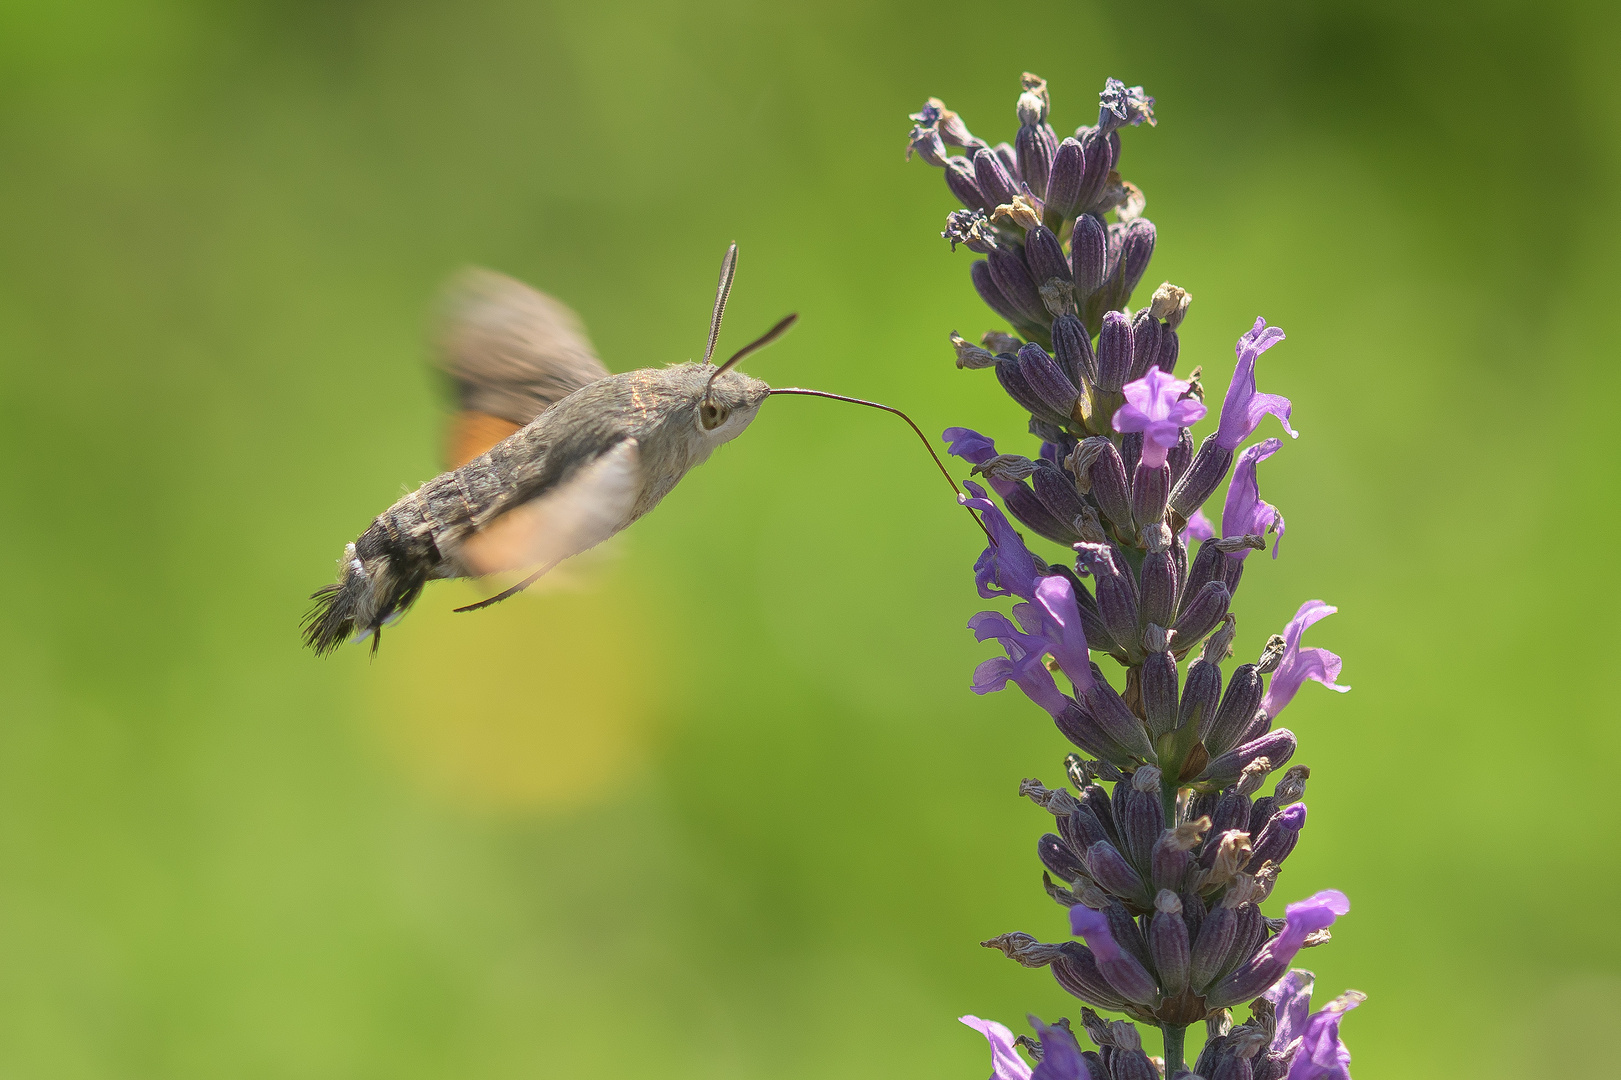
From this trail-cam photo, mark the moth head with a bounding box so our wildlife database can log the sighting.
[696,368,772,440]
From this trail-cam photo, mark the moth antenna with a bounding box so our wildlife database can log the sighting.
[704,242,738,367]
[707,312,798,398]
[768,388,994,544]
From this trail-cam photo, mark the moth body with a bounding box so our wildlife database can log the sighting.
[304,362,768,654]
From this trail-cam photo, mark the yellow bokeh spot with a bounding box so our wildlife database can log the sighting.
[360,564,666,814]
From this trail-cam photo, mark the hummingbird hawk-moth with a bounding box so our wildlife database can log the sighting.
[303,244,976,655]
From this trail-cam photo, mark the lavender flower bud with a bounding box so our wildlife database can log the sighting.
[1149,890,1191,996]
[1055,700,1136,765]
[1031,460,1087,529]
[1040,833,1089,882]
[1184,538,1221,606]
[1189,904,1239,991]
[1017,343,1080,419]
[944,157,988,212]
[1140,651,1180,739]
[1105,901,1156,978]
[1096,310,1134,392]
[1043,137,1086,221]
[1000,480,1079,545]
[1081,675,1157,763]
[1016,117,1058,201]
[1169,435,1235,523]
[1074,127,1115,212]
[988,247,1049,325]
[1131,460,1170,530]
[1071,439,1133,533]
[1085,841,1150,904]
[1078,782,1121,844]
[1050,312,1096,388]
[974,147,1020,208]
[1205,791,1252,845]
[1117,219,1156,302]
[1130,308,1162,382]
[1112,1044,1160,1080]
[1138,546,1176,628]
[1202,729,1297,788]
[1159,329,1182,375]
[1075,546,1140,659]
[1071,213,1108,297]
[991,141,1020,182]
[1247,794,1278,837]
[970,259,1028,330]
[1177,657,1222,737]
[1024,225,1072,287]
[1051,942,1129,1008]
[1172,581,1232,652]
[1061,803,1114,854]
[1246,803,1306,872]
[1167,427,1195,486]
[1122,767,1165,872]
[1202,664,1264,759]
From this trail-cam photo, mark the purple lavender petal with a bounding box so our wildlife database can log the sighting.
[1215,317,1296,451]
[1184,507,1215,543]
[960,481,1042,601]
[1285,991,1364,1080]
[1265,970,1317,1050]
[1260,600,1350,719]
[969,610,1070,717]
[1034,575,1096,692]
[1111,369,1207,469]
[1222,437,1284,560]
[943,426,999,465]
[959,1016,1034,1080]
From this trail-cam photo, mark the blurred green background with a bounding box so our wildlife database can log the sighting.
[0,0,1615,1076]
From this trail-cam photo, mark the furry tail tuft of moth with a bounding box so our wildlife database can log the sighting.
[301,541,428,656]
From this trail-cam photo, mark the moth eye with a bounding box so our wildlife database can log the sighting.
[699,401,729,431]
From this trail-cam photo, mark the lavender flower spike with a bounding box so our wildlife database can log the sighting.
[1216,317,1296,451]
[1261,600,1351,719]
[1204,890,1350,1008]
[1112,369,1206,468]
[959,1016,1033,1080]
[960,481,1042,601]
[1223,437,1285,559]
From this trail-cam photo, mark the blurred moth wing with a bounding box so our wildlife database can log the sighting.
[459,438,640,579]
[440,267,627,594]
[436,267,610,466]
